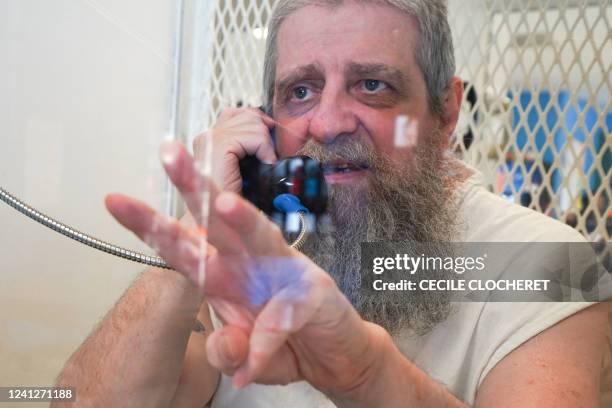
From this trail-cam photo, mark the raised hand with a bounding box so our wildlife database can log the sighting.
[105,141,385,394]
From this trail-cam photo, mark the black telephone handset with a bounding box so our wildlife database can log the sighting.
[239,124,328,221]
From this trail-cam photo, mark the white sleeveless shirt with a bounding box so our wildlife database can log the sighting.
[210,172,612,407]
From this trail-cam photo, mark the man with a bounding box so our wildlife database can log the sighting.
[53,1,610,407]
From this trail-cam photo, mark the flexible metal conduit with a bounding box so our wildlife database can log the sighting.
[0,187,307,269]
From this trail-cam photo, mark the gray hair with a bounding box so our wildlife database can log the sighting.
[262,0,455,116]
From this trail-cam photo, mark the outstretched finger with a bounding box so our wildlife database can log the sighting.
[159,141,247,255]
[213,192,292,257]
[159,141,216,224]
[104,193,206,283]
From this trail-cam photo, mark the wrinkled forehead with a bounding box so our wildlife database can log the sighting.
[275,2,420,80]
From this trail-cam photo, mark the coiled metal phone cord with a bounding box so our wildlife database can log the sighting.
[0,187,307,270]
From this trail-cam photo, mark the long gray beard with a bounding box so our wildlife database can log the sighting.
[298,134,459,336]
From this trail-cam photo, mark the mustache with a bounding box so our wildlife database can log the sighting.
[296,135,379,170]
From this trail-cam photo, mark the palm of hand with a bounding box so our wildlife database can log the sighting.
[106,141,375,391]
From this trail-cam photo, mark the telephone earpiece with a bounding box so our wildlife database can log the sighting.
[239,155,328,217]
[237,107,328,247]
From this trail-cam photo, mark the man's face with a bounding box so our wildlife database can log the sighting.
[270,1,459,335]
[272,1,441,184]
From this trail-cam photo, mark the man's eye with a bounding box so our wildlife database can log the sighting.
[292,86,311,100]
[362,79,387,93]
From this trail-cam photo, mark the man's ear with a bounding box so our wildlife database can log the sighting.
[440,76,464,142]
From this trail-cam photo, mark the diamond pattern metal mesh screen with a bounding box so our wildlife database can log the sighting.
[201,0,611,243]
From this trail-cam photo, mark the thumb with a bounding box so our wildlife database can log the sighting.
[206,325,249,375]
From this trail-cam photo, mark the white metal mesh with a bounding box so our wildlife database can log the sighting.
[200,0,611,242]
[203,0,271,126]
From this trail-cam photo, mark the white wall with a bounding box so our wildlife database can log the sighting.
[0,0,179,394]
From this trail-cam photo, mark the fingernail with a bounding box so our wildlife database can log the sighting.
[221,331,237,364]
[233,368,248,389]
[159,141,179,166]
[250,329,273,355]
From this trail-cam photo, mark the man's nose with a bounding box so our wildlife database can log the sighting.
[307,87,358,144]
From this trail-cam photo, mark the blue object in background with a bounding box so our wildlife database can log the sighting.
[505,89,610,199]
